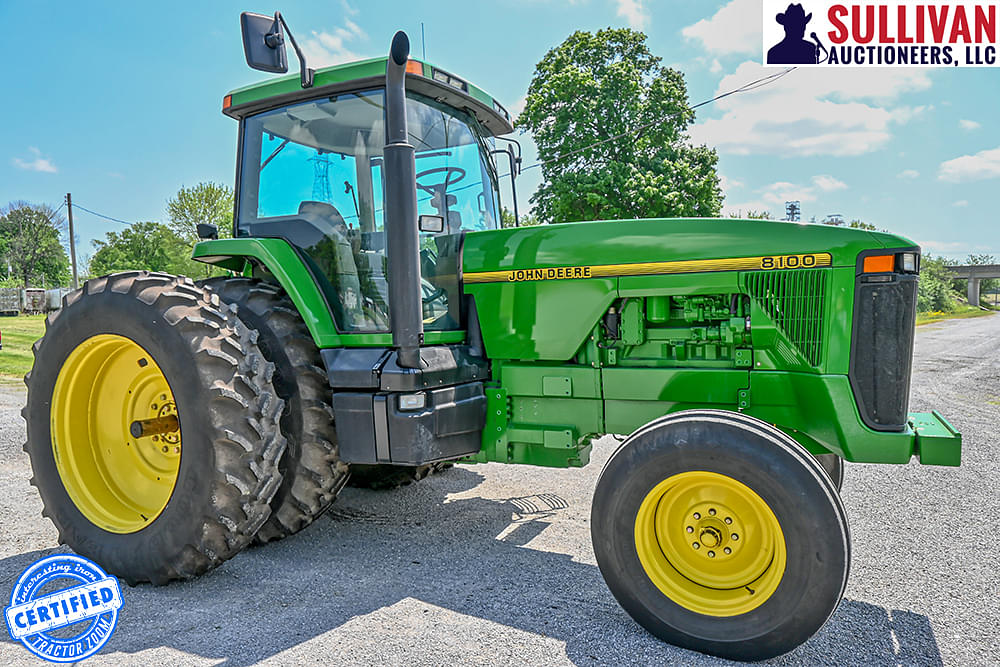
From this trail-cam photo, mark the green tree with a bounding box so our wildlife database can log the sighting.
[820,218,880,231]
[166,182,234,242]
[729,208,774,220]
[500,208,543,228]
[917,255,960,313]
[846,219,877,231]
[89,222,192,276]
[517,28,721,224]
[0,201,71,287]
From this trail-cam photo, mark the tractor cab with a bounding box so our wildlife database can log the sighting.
[215,21,514,343]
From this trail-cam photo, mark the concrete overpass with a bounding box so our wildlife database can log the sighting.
[945,264,1000,304]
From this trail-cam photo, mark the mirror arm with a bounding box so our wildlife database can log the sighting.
[491,147,519,226]
[274,12,314,88]
[498,137,523,175]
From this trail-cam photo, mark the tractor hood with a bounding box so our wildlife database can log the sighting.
[460,218,917,362]
[462,218,915,277]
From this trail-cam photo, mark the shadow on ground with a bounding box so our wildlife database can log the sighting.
[0,468,942,666]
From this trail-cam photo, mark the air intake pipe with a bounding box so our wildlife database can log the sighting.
[383,31,422,368]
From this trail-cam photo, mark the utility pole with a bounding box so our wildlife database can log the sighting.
[65,193,79,290]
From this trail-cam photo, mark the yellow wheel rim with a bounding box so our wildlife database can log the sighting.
[50,334,181,534]
[635,471,786,617]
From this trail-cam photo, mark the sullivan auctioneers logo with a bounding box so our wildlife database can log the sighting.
[763,1,999,66]
[4,554,122,662]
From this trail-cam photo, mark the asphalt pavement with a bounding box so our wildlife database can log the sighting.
[1,313,998,666]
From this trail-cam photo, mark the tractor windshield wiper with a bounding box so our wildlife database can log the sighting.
[261,138,290,170]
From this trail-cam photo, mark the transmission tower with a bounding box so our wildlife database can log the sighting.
[309,153,333,203]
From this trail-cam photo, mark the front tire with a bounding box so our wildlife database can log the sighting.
[591,410,850,661]
[24,273,286,584]
[816,453,845,491]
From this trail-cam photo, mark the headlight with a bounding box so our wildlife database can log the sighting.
[398,393,426,411]
[899,252,918,273]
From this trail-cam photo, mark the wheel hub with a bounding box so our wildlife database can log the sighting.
[634,471,787,617]
[50,334,182,534]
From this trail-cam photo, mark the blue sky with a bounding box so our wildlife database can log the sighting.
[2,0,998,267]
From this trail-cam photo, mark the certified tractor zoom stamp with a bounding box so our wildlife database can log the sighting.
[4,554,122,663]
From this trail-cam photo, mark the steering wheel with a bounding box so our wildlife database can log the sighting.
[415,166,466,196]
[422,284,447,305]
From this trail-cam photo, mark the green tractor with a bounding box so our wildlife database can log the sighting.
[23,12,961,661]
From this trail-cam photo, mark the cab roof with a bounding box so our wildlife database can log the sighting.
[223,56,515,136]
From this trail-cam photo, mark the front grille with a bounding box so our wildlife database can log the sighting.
[744,269,827,367]
[849,274,918,431]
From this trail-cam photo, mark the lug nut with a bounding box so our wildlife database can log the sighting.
[692,542,700,550]
[724,547,732,554]
[708,551,715,558]
[693,512,701,519]
[686,526,694,533]
[161,394,167,401]
[709,508,716,516]
[162,446,168,453]
[732,533,739,541]
[725,517,732,524]
[173,446,180,454]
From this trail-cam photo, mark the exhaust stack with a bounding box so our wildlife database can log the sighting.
[383,31,423,368]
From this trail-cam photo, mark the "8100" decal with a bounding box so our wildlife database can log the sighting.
[759,253,831,270]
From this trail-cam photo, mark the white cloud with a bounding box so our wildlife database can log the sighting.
[959,119,981,131]
[709,59,723,74]
[812,174,847,192]
[682,0,759,55]
[897,169,920,179]
[12,147,57,173]
[761,181,817,205]
[953,200,969,207]
[509,96,527,119]
[615,0,648,30]
[719,173,744,192]
[301,15,368,67]
[938,146,1000,182]
[726,174,847,214]
[918,239,988,254]
[690,62,932,157]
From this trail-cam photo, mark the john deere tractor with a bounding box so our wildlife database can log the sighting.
[23,12,961,661]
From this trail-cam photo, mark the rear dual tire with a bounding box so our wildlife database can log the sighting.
[199,278,349,543]
[348,462,454,490]
[24,273,286,584]
[591,410,850,661]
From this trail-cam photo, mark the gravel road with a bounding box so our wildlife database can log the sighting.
[1,314,998,666]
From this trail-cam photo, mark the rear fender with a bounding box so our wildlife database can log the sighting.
[192,237,343,347]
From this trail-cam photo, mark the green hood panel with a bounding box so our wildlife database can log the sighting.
[463,218,905,273]
[461,218,906,362]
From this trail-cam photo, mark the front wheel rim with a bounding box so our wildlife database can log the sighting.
[634,470,786,617]
[50,334,182,534]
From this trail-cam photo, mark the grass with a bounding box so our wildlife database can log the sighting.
[0,314,46,381]
[916,305,997,326]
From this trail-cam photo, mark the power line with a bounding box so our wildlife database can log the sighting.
[520,67,797,172]
[70,203,134,225]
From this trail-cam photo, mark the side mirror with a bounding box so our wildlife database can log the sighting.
[240,12,288,74]
[197,223,219,240]
[418,215,445,234]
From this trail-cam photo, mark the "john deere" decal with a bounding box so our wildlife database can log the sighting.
[463,253,833,284]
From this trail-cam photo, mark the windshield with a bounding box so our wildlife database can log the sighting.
[238,88,499,333]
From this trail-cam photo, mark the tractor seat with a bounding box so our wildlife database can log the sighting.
[295,201,386,330]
